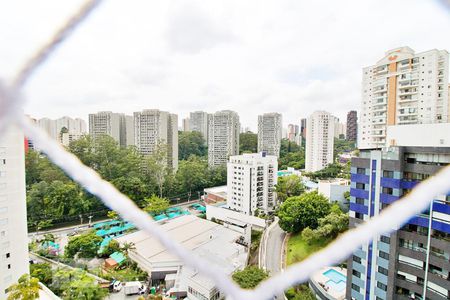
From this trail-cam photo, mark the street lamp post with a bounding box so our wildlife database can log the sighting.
[88,215,93,227]
[79,214,83,226]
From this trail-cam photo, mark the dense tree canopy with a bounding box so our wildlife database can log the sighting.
[232,266,268,289]
[7,274,40,300]
[239,132,257,153]
[65,230,103,258]
[279,139,305,170]
[277,191,331,233]
[30,263,53,286]
[144,195,170,215]
[275,175,305,202]
[301,211,349,244]
[51,269,107,300]
[304,162,349,181]
[25,133,227,228]
[178,131,207,160]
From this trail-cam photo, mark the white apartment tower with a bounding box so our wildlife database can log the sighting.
[227,153,277,215]
[134,110,178,170]
[182,118,190,132]
[0,126,29,298]
[189,111,209,142]
[208,110,240,167]
[257,113,282,157]
[89,111,134,147]
[359,47,449,149]
[305,111,335,172]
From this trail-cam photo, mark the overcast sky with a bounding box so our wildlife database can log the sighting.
[1,0,449,130]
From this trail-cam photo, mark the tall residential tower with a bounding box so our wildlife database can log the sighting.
[207,110,240,167]
[346,110,358,142]
[257,113,282,157]
[305,111,335,172]
[134,109,178,170]
[189,111,209,142]
[0,126,29,298]
[359,47,449,149]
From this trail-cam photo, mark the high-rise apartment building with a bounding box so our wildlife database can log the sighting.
[257,113,282,157]
[334,117,346,139]
[359,47,449,149]
[286,124,301,146]
[189,111,209,142]
[89,111,134,147]
[0,126,29,298]
[346,110,358,142]
[207,110,240,167]
[346,146,450,300]
[227,152,277,215]
[300,118,307,139]
[134,109,178,170]
[55,116,86,137]
[305,111,335,172]
[182,118,190,132]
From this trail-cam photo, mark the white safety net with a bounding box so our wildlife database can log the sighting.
[1,1,449,299]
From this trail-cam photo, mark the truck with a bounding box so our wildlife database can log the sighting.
[123,281,146,295]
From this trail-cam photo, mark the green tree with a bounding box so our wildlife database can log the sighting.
[232,266,268,289]
[7,274,40,300]
[145,144,170,197]
[305,163,344,181]
[239,132,257,153]
[279,151,305,170]
[280,138,301,157]
[285,284,315,300]
[176,156,209,195]
[178,131,207,160]
[334,138,356,159]
[275,175,305,202]
[30,263,52,285]
[107,210,119,220]
[277,191,331,233]
[100,240,121,257]
[65,230,102,258]
[144,195,170,215]
[51,269,107,299]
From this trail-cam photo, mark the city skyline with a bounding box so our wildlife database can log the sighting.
[2,1,449,131]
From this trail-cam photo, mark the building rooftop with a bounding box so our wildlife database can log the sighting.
[115,215,247,272]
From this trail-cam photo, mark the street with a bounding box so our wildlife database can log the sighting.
[260,218,287,299]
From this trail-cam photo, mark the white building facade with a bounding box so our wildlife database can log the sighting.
[208,110,240,167]
[359,47,449,149]
[0,126,29,298]
[258,113,282,157]
[134,109,178,170]
[89,111,134,147]
[189,111,209,142]
[227,152,277,215]
[305,111,335,172]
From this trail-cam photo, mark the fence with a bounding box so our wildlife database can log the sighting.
[1,1,450,299]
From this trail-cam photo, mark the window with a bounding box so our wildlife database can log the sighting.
[352,269,361,278]
[5,253,10,259]
[352,255,361,264]
[378,266,388,276]
[355,212,364,220]
[383,170,394,178]
[357,168,365,175]
[380,235,390,244]
[377,282,387,291]
[356,183,365,190]
[382,187,393,195]
[379,251,389,260]
[356,198,365,205]
[351,283,360,292]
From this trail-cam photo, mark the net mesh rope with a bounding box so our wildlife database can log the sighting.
[1,1,449,299]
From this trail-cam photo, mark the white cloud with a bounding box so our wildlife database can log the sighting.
[0,0,449,130]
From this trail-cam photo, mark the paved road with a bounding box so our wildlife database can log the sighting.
[265,222,286,275]
[260,219,287,300]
